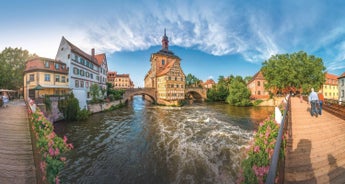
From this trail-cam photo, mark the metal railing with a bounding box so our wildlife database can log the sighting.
[266,94,291,184]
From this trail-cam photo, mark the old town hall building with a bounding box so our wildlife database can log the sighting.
[144,30,186,105]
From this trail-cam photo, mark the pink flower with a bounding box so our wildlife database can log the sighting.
[254,146,260,153]
[55,148,60,155]
[63,136,68,144]
[68,143,74,149]
[40,161,46,172]
[60,157,66,162]
[49,147,55,156]
[55,176,60,184]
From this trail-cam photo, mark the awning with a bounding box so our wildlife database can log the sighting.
[0,89,16,92]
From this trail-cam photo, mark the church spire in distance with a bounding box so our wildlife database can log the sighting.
[162,28,169,50]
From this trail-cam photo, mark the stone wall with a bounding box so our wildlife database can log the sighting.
[87,100,122,114]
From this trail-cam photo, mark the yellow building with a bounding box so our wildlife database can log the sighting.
[322,73,338,99]
[24,57,70,100]
[144,29,186,105]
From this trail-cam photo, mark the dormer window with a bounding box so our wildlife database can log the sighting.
[55,63,59,70]
[44,61,50,68]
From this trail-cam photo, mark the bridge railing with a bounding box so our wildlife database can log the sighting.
[266,94,291,184]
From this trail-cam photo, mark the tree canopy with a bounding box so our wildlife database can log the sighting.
[185,73,202,87]
[0,47,37,89]
[261,51,325,94]
[226,76,252,106]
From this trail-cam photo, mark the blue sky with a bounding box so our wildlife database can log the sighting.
[1,0,345,87]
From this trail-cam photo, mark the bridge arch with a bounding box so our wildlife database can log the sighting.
[123,88,156,103]
[185,88,207,102]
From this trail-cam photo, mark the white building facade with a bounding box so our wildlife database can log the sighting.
[55,37,108,109]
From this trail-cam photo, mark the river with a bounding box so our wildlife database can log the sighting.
[54,96,274,184]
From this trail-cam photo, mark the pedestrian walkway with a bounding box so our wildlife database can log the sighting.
[285,97,345,183]
[0,99,36,183]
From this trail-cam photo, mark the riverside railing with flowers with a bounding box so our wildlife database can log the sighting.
[27,99,73,184]
[237,95,290,184]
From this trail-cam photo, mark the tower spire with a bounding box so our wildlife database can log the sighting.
[162,28,169,50]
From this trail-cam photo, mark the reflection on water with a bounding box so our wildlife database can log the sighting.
[54,96,273,184]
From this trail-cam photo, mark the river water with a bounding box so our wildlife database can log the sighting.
[54,96,274,184]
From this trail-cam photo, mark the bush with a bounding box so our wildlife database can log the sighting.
[237,115,285,183]
[77,109,90,121]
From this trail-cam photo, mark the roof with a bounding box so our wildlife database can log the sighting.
[62,36,99,66]
[24,57,68,74]
[157,60,176,77]
[339,72,345,79]
[94,53,106,66]
[116,74,130,78]
[154,49,181,60]
[204,79,216,85]
[248,70,265,84]
[325,72,338,80]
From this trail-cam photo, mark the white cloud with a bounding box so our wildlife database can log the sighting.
[76,0,283,63]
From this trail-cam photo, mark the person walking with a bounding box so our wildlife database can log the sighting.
[318,91,324,115]
[2,92,9,108]
[308,88,319,117]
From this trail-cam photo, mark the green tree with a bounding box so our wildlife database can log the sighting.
[58,93,80,121]
[226,76,252,106]
[0,47,37,89]
[186,73,202,87]
[262,51,325,94]
[206,75,230,102]
[90,83,100,102]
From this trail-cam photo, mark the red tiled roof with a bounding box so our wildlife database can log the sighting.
[326,72,338,80]
[204,79,215,85]
[157,60,176,77]
[94,53,106,66]
[248,70,265,84]
[24,57,68,74]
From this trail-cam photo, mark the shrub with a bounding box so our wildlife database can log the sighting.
[77,109,90,121]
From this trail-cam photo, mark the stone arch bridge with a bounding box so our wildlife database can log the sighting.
[123,87,208,103]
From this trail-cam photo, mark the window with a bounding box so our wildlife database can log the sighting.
[342,79,344,86]
[90,63,93,69]
[86,72,89,77]
[29,74,34,81]
[80,58,85,65]
[75,80,79,88]
[55,75,60,82]
[86,82,89,88]
[90,73,93,79]
[168,77,171,80]
[258,91,261,95]
[86,61,89,67]
[175,77,177,81]
[74,55,78,61]
[73,67,79,75]
[68,54,70,59]
[341,90,344,98]
[80,70,85,76]
[61,76,66,83]
[96,76,99,81]
[257,81,260,86]
[44,61,50,68]
[80,81,84,88]
[61,65,65,69]
[61,47,64,51]
[44,74,50,81]
[162,59,165,65]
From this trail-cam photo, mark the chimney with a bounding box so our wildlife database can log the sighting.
[91,48,95,58]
